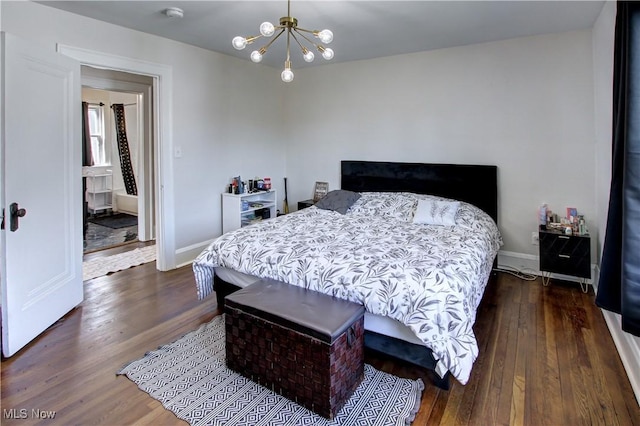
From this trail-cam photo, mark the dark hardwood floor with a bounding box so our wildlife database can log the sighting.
[2,257,639,425]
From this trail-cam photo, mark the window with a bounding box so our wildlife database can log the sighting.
[88,104,107,165]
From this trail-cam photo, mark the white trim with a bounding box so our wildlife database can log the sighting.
[56,44,175,270]
[175,239,215,269]
[601,310,640,405]
[497,250,539,273]
[592,264,601,293]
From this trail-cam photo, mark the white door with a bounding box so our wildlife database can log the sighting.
[1,33,83,357]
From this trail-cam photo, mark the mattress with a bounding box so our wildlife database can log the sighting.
[215,266,425,346]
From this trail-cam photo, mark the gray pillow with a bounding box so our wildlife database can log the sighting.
[314,190,361,214]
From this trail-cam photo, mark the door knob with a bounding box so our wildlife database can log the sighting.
[10,202,26,232]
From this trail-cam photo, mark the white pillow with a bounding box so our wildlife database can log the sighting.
[413,199,459,226]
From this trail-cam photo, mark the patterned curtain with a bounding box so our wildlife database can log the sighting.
[112,104,137,196]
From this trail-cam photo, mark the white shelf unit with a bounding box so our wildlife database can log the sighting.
[222,190,277,234]
[86,171,113,214]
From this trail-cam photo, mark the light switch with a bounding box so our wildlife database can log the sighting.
[174,146,183,158]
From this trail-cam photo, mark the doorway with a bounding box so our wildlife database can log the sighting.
[81,66,155,254]
[58,43,175,271]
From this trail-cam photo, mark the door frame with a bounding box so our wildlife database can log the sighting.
[58,44,175,270]
[81,76,154,242]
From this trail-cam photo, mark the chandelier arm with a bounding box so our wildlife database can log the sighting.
[286,28,291,63]
[245,35,263,44]
[293,29,323,50]
[292,27,317,35]
[289,30,310,54]
[258,29,286,53]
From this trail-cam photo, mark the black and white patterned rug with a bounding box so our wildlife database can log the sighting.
[118,315,424,426]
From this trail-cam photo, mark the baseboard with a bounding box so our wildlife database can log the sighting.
[175,239,214,268]
[497,250,596,285]
[601,310,640,405]
[497,250,539,273]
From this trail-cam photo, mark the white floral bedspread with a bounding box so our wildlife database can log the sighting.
[193,192,502,384]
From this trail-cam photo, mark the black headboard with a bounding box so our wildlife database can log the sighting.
[341,160,498,224]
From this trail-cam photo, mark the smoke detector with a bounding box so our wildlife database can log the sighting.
[163,7,184,18]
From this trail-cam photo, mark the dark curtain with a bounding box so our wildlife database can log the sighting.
[82,102,94,167]
[596,1,640,337]
[112,104,138,196]
[81,102,92,240]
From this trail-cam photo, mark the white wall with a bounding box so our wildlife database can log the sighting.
[592,1,640,404]
[0,2,604,265]
[286,30,596,260]
[1,1,287,253]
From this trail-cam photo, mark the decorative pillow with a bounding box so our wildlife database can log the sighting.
[314,190,362,214]
[348,192,418,221]
[413,198,459,226]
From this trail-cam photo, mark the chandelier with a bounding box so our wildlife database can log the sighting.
[232,0,334,83]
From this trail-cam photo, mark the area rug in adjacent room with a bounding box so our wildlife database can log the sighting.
[118,315,424,426]
[83,245,156,281]
[88,213,138,229]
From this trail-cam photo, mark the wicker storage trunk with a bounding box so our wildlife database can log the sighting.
[225,279,365,419]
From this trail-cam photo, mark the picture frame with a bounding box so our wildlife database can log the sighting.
[313,181,329,202]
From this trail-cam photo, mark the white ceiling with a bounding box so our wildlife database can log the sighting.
[38,1,606,69]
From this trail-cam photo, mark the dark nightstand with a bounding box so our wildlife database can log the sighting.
[539,227,591,293]
[297,199,315,210]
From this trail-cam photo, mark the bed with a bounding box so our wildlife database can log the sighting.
[193,160,501,388]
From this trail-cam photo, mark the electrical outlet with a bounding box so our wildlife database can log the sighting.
[531,231,539,245]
